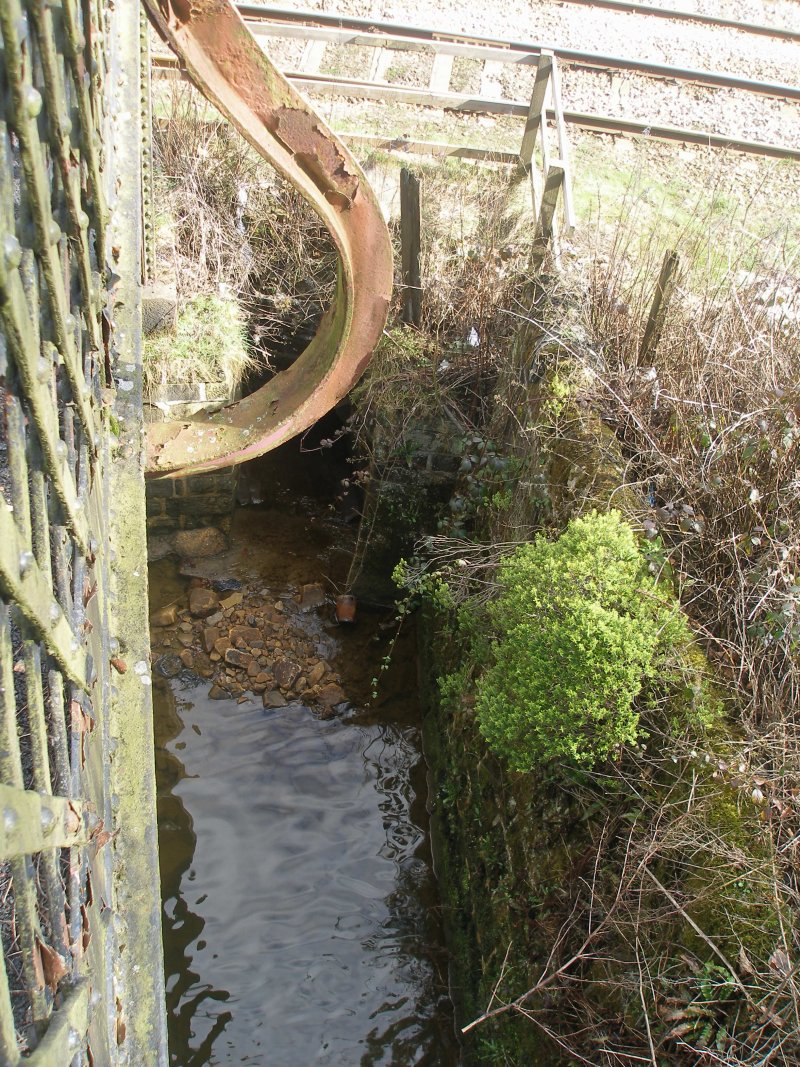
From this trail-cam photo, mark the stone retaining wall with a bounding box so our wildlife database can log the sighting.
[144,372,240,545]
[146,467,239,539]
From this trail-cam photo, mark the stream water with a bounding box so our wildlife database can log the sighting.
[149,436,461,1066]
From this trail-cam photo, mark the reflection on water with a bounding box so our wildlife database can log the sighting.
[154,685,460,1065]
[152,433,460,1065]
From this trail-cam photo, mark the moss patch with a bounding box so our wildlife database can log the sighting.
[143,292,254,395]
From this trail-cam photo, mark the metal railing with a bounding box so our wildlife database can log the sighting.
[0,2,167,1062]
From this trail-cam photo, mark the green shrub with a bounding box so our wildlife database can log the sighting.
[475,510,694,769]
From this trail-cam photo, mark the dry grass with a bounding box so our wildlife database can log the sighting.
[469,736,800,1066]
[415,165,531,355]
[351,161,536,463]
[152,83,338,357]
[578,221,800,723]
[453,203,800,1065]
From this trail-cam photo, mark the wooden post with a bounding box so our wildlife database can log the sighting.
[638,250,681,365]
[400,167,422,328]
[532,164,564,264]
[519,51,553,171]
[529,110,550,222]
[549,56,576,235]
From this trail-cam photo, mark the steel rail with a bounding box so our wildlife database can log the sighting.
[151,55,800,162]
[561,109,800,159]
[239,16,800,102]
[236,4,800,99]
[141,0,392,479]
[535,0,800,44]
[237,3,799,45]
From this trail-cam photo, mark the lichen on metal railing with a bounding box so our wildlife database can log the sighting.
[0,2,167,1062]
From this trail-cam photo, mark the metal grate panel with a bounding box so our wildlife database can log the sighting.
[0,2,166,1063]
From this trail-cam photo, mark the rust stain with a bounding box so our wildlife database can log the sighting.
[163,0,197,26]
[270,108,359,207]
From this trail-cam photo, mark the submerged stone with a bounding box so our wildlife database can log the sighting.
[155,653,183,679]
[189,587,219,618]
[202,627,220,653]
[212,577,243,593]
[297,583,326,611]
[194,652,214,679]
[150,603,178,627]
[175,526,228,558]
[230,625,261,645]
[317,683,346,707]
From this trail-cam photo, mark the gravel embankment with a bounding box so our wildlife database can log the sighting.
[271,0,800,148]
[624,0,798,31]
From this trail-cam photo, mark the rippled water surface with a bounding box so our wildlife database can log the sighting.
[151,437,461,1066]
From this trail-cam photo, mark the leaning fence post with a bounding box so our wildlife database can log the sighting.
[532,164,564,268]
[519,51,553,172]
[400,167,422,328]
[639,249,681,366]
[548,55,576,236]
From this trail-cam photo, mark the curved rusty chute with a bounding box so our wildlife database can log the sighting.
[141,0,392,477]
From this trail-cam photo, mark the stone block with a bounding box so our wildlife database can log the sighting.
[147,514,178,532]
[146,479,176,499]
[176,493,234,519]
[142,281,177,337]
[146,496,167,518]
[174,527,228,558]
[163,498,186,519]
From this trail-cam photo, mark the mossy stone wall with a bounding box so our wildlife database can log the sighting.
[420,623,565,1066]
[416,379,778,1064]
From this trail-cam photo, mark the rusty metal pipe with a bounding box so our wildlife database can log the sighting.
[141,0,392,478]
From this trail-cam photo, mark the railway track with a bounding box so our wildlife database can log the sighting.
[241,16,800,101]
[236,5,800,98]
[238,2,800,47]
[457,0,800,44]
[153,5,800,162]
